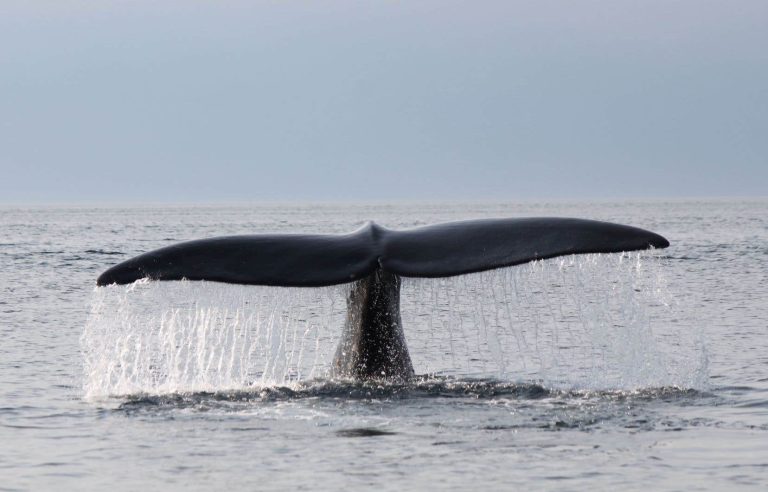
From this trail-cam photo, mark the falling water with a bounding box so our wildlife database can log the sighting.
[82,281,347,397]
[81,252,707,398]
[401,251,707,389]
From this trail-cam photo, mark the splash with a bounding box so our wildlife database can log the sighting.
[82,252,707,398]
[82,280,346,398]
[401,252,707,390]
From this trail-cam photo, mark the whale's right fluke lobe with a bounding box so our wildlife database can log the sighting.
[381,217,669,278]
[96,227,381,287]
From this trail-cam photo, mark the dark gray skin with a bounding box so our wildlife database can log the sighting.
[332,268,413,380]
[97,218,670,287]
[96,217,670,381]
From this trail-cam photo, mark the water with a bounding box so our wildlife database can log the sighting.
[2,200,767,490]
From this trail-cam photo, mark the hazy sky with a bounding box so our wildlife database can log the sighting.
[1,1,766,203]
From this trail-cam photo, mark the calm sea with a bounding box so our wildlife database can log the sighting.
[1,200,766,490]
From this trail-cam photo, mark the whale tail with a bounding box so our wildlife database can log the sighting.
[96,217,668,287]
[96,217,669,381]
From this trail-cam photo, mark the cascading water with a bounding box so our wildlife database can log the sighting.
[81,252,707,398]
[401,251,706,389]
[82,281,347,397]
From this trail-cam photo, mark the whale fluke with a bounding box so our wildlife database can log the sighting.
[379,217,668,278]
[96,217,669,381]
[96,218,668,287]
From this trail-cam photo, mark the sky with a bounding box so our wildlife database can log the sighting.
[1,0,766,203]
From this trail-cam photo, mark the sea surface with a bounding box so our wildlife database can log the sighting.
[1,200,766,490]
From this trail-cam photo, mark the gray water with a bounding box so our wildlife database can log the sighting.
[1,200,766,490]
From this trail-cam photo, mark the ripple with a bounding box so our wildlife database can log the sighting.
[111,377,708,418]
[83,250,125,256]
[335,428,396,437]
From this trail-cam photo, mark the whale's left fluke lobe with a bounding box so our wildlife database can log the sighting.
[380,217,669,278]
[96,218,668,287]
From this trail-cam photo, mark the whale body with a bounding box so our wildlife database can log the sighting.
[97,217,669,380]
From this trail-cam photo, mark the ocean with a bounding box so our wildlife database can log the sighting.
[1,200,766,490]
